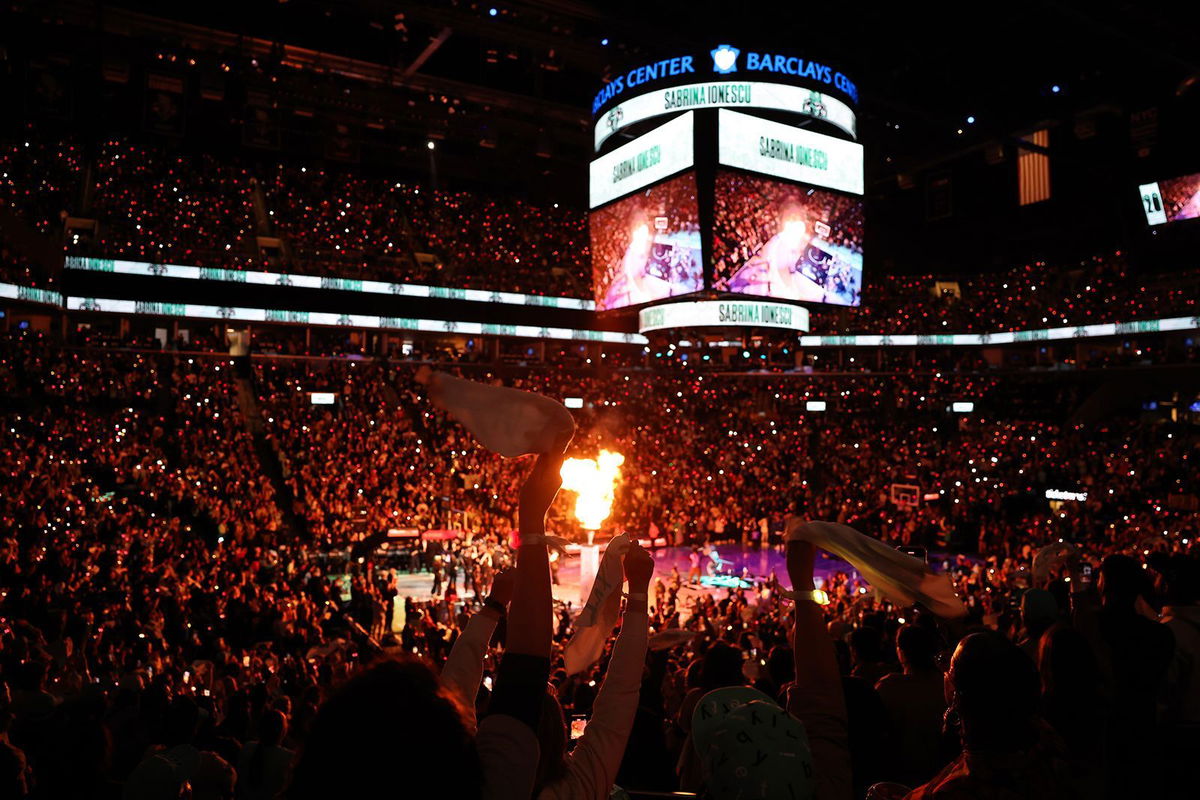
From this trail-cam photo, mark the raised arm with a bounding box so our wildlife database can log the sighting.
[553,546,654,800]
[510,451,563,658]
[478,453,566,800]
[786,525,852,800]
[441,569,512,731]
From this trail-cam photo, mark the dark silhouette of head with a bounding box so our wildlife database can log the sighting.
[1098,554,1148,610]
[701,641,745,690]
[896,623,938,672]
[947,632,1040,753]
[848,626,884,667]
[286,657,480,800]
[260,708,287,747]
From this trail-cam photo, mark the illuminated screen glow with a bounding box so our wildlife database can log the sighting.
[589,112,694,209]
[590,171,704,311]
[712,169,864,306]
[717,109,863,195]
[1140,172,1200,226]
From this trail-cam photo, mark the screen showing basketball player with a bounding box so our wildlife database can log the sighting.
[711,169,864,307]
[590,171,704,311]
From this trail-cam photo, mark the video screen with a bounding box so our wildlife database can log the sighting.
[712,170,864,307]
[590,171,704,311]
[1140,172,1200,226]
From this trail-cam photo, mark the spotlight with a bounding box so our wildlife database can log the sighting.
[426,141,435,150]
[489,8,497,16]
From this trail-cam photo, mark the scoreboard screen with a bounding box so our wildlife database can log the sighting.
[717,109,863,196]
[1140,172,1200,226]
[590,112,694,209]
[711,169,864,307]
[590,171,703,311]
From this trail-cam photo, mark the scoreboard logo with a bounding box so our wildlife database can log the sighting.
[605,106,624,131]
[711,45,740,74]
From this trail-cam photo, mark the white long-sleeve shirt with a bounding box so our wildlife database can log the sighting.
[539,610,649,800]
[441,611,500,732]
[441,612,542,800]
[441,609,648,800]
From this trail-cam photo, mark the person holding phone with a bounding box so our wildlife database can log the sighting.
[534,544,653,800]
[441,568,516,732]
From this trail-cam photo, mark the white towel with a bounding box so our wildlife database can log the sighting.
[1032,542,1076,584]
[565,533,632,674]
[786,519,966,619]
[418,368,575,457]
[649,629,700,651]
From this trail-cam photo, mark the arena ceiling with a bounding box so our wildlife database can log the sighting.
[13,1,1200,202]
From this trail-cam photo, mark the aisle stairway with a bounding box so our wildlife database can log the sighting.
[233,375,307,538]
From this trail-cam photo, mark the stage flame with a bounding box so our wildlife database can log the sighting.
[560,449,625,530]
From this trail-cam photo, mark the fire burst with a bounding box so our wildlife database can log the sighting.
[559,450,625,530]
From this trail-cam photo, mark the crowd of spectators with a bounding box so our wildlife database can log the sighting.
[3,135,1200,330]
[86,140,260,270]
[2,331,1197,798]
[259,165,589,296]
[0,133,589,296]
[816,254,1200,335]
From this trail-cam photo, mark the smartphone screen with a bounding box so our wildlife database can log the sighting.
[899,546,928,563]
[570,716,588,740]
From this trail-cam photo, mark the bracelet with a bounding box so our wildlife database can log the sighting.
[484,598,507,616]
[778,588,820,604]
[515,533,570,558]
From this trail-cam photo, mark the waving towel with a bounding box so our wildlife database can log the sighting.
[786,519,966,619]
[417,368,575,457]
[649,629,700,652]
[565,533,632,674]
[1032,542,1077,584]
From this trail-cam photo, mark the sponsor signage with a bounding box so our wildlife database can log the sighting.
[64,257,594,310]
[596,81,856,151]
[638,299,810,333]
[1045,489,1088,502]
[717,109,864,195]
[591,44,858,116]
[589,112,695,208]
[64,296,648,345]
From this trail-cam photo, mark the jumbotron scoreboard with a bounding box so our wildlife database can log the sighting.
[586,44,864,335]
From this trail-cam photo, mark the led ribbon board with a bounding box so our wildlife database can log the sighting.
[717,109,864,196]
[596,81,857,151]
[638,299,810,333]
[797,315,1200,346]
[589,112,695,209]
[65,296,648,345]
[1,281,62,307]
[64,257,594,311]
